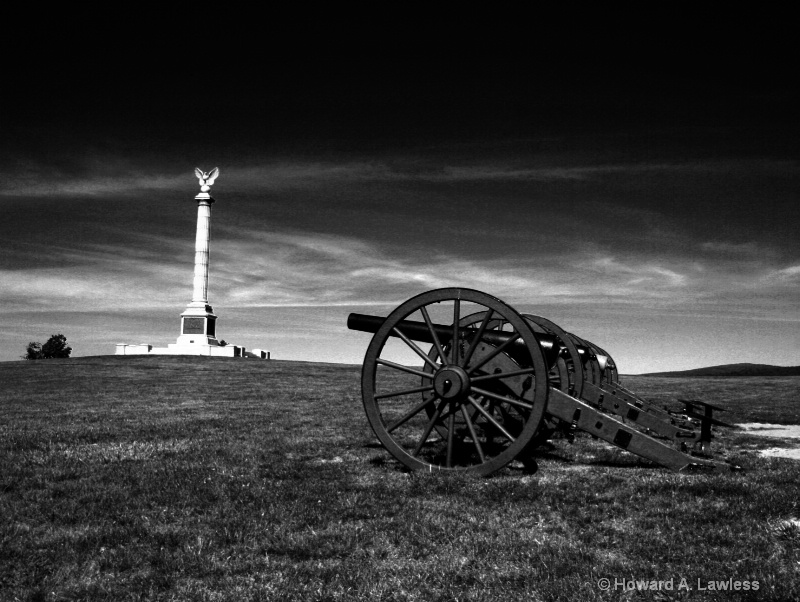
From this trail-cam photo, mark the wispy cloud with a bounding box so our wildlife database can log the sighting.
[0,156,191,197]
[587,256,687,287]
[6,156,795,198]
[700,240,780,261]
[5,225,797,319]
[765,264,800,281]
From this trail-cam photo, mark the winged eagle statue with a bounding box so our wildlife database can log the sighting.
[195,167,220,192]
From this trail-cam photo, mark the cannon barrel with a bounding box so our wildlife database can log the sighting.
[347,312,563,367]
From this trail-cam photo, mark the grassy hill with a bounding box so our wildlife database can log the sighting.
[1,356,799,601]
[643,362,800,377]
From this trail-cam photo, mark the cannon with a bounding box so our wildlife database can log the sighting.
[522,320,719,450]
[347,287,738,476]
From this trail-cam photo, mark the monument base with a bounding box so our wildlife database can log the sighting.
[114,303,269,359]
[174,334,220,346]
[165,342,242,356]
[115,342,268,358]
[180,303,218,344]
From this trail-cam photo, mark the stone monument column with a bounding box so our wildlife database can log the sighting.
[192,194,213,305]
[176,168,221,346]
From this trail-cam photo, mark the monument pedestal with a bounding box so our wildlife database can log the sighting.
[177,302,219,346]
[165,342,243,357]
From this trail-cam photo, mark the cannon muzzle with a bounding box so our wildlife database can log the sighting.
[347,312,562,367]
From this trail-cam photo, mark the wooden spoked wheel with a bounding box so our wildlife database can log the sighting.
[522,314,585,399]
[579,338,614,386]
[585,340,619,384]
[360,288,549,476]
[568,332,602,386]
[521,314,587,446]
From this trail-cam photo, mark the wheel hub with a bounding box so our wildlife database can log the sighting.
[433,365,471,401]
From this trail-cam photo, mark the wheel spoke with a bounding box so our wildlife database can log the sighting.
[374,384,435,400]
[470,367,535,383]
[462,309,494,367]
[460,404,486,463]
[452,298,461,364]
[467,395,515,442]
[471,385,534,411]
[412,398,448,456]
[437,403,462,422]
[466,331,521,374]
[502,401,526,421]
[386,395,437,433]
[420,306,446,363]
[376,358,434,379]
[392,327,440,370]
[446,408,455,467]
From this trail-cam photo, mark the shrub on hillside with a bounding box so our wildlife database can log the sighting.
[23,342,43,360]
[22,334,72,360]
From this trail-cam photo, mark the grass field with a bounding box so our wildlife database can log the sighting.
[1,356,799,601]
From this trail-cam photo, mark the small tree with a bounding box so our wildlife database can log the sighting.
[23,342,43,360]
[42,334,72,359]
[23,334,72,360]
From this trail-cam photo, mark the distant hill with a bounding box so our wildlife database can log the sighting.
[642,363,800,377]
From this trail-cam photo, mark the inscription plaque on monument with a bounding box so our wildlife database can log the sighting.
[183,318,206,334]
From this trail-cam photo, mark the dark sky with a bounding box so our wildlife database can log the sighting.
[2,46,798,370]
